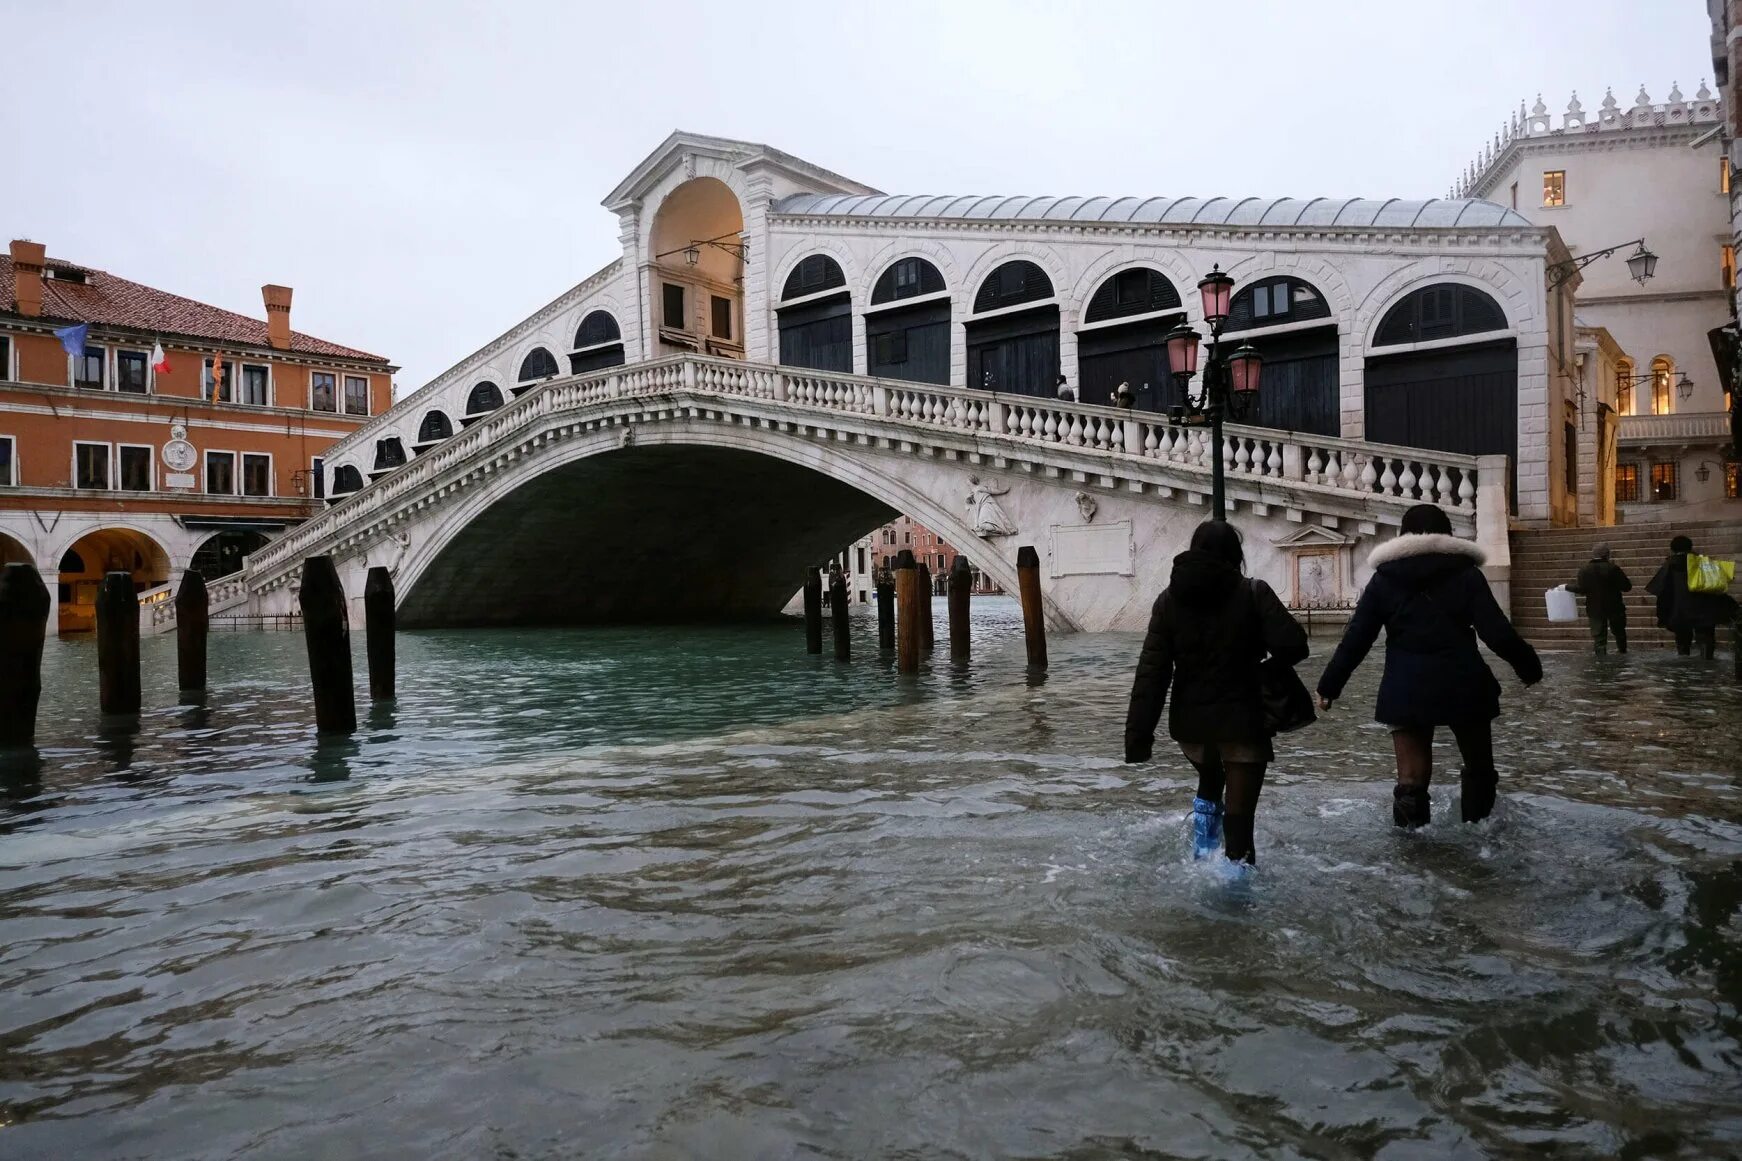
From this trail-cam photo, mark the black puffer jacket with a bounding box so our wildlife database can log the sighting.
[1317,533,1541,727]
[1646,553,1738,630]
[1123,550,1308,762]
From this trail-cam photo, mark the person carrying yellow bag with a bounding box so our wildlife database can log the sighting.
[1647,535,1739,658]
[1688,553,1737,594]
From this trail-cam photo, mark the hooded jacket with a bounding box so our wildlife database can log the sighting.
[1317,533,1541,727]
[1123,550,1308,761]
[1646,552,1738,630]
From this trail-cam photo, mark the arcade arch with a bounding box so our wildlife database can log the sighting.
[866,256,950,384]
[55,527,170,634]
[648,177,745,358]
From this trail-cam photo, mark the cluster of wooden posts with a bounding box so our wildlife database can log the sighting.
[803,544,1048,674]
[0,555,395,747]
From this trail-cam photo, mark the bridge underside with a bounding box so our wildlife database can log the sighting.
[397,446,897,627]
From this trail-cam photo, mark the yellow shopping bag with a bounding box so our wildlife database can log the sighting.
[1686,554,1736,593]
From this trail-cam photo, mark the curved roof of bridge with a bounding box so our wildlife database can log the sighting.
[771,193,1532,229]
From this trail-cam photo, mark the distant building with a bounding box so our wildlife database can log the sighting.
[0,239,395,633]
[1458,87,1739,521]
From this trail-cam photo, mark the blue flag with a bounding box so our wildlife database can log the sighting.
[54,323,89,357]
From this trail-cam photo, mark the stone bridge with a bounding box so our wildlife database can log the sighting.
[221,356,1507,633]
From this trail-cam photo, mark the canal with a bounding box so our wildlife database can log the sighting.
[2,600,1739,1158]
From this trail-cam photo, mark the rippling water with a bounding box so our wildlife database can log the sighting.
[2,599,1740,1159]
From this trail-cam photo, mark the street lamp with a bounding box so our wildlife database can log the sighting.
[1547,238,1658,291]
[1165,265,1264,520]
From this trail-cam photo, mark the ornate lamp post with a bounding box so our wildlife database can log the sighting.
[1165,266,1263,520]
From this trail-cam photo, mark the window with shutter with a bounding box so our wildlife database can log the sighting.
[872,258,945,304]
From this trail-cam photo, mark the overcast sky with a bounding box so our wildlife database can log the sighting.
[4,1,1716,392]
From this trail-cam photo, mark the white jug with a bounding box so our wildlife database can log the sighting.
[1545,585,1579,623]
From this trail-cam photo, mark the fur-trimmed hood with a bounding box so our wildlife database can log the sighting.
[1367,532,1486,590]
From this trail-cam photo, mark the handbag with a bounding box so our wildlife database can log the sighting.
[1247,580,1316,734]
[1687,554,1735,594]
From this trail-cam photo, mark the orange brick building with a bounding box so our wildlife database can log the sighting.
[0,239,395,633]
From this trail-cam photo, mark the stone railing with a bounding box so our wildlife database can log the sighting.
[246,354,1491,587]
[1617,411,1732,444]
[144,572,254,634]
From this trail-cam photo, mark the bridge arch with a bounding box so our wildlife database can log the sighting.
[392,422,1049,629]
[53,525,172,634]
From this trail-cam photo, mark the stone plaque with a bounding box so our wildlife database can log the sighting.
[1048,520,1133,578]
[165,472,195,489]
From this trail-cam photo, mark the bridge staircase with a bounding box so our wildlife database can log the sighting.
[1508,520,1742,650]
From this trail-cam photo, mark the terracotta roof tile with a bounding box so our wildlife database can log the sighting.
[1,254,390,364]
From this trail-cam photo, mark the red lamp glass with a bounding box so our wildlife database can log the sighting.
[1227,344,1263,395]
[1197,265,1235,327]
[1165,324,1202,378]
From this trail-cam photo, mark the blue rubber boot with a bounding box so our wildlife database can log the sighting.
[1191,797,1225,860]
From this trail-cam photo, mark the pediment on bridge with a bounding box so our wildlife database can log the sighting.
[602,130,880,211]
[1272,524,1354,549]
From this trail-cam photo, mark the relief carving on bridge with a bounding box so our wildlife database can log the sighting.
[966,476,1017,538]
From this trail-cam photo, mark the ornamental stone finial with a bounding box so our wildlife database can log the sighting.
[1564,91,1585,129]
[1668,80,1684,103]
[1698,78,1713,100]
[1601,87,1619,112]
[1634,84,1652,108]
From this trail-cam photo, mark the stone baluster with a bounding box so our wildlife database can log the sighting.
[1398,460,1418,499]
[1458,467,1477,509]
[1234,438,1252,476]
[1378,457,1398,496]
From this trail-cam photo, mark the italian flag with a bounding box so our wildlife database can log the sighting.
[151,342,171,373]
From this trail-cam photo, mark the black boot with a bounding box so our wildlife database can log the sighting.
[1223,813,1256,865]
[1393,783,1430,829]
[1460,767,1498,823]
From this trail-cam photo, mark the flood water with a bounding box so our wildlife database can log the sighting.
[2,599,1740,1159]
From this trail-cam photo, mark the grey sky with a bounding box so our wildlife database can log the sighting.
[5,0,1715,392]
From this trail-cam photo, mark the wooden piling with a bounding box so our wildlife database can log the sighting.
[364,566,396,701]
[802,569,823,655]
[948,555,972,661]
[298,556,356,735]
[876,572,895,651]
[894,549,920,674]
[0,563,50,747]
[917,562,934,652]
[175,569,209,698]
[96,572,141,715]
[1016,545,1047,671]
[830,569,850,661]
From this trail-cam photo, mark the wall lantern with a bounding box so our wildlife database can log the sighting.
[1625,244,1659,285]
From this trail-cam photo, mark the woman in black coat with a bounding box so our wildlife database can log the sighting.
[1646,535,1737,659]
[1124,521,1309,865]
[1316,504,1541,828]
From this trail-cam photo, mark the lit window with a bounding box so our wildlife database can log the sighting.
[117,445,151,491]
[206,451,236,495]
[1650,358,1674,415]
[1724,158,1732,195]
[311,372,336,413]
[1543,171,1565,207]
[242,453,271,496]
[344,375,369,415]
[73,442,110,489]
[1650,461,1678,501]
[1725,461,1739,500]
[1614,463,1639,503]
[241,364,269,406]
[1723,245,1736,291]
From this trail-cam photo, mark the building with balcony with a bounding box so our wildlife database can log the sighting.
[1457,86,1739,522]
[0,239,395,633]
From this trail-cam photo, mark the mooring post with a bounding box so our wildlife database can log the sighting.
[96,572,142,715]
[0,563,50,747]
[948,555,972,661]
[876,571,895,651]
[174,569,208,699]
[830,568,850,662]
[1016,544,1047,671]
[894,549,920,674]
[917,562,934,652]
[364,566,396,701]
[298,556,356,735]
[802,568,824,655]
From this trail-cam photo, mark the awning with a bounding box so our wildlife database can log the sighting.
[178,516,303,532]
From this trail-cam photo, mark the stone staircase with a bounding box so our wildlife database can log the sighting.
[1509,521,1742,650]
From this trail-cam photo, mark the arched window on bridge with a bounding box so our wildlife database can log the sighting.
[1077,267,1183,411]
[867,257,948,384]
[1365,283,1516,503]
[463,381,504,426]
[570,311,625,375]
[191,529,269,580]
[330,465,364,496]
[1221,276,1338,436]
[371,437,407,479]
[415,410,453,451]
[777,254,851,373]
[966,260,1057,397]
[514,348,560,394]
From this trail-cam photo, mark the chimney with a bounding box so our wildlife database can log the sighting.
[262,284,293,350]
[10,240,45,317]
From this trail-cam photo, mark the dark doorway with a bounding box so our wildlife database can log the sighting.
[1077,267,1183,410]
[967,261,1058,397]
[1364,338,1518,501]
[867,300,950,384]
[778,293,853,373]
[1244,327,1339,436]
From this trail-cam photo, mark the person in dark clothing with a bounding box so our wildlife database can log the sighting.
[1124,521,1309,865]
[1646,535,1737,659]
[1567,542,1631,654]
[1316,505,1542,828]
